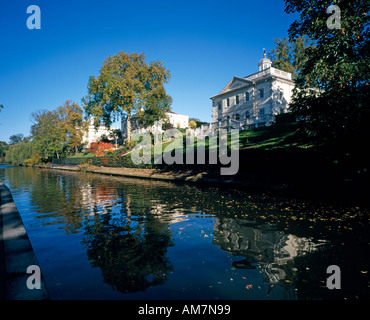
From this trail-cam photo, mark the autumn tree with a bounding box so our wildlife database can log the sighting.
[82,51,171,141]
[188,120,197,128]
[284,0,370,152]
[57,100,86,155]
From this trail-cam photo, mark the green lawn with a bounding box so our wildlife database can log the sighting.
[73,122,311,160]
[238,122,309,150]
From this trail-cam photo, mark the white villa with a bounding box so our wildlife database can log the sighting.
[82,117,119,147]
[210,52,294,130]
[121,111,189,139]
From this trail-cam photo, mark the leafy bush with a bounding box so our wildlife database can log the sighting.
[95,142,115,157]
[87,142,99,154]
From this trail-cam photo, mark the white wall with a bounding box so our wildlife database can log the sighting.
[168,113,189,128]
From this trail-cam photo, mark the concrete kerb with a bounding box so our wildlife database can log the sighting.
[0,181,49,300]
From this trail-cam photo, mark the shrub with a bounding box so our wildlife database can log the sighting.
[87,142,99,154]
[95,142,115,157]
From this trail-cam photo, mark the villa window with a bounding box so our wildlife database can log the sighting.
[236,95,239,104]
[245,111,250,119]
[259,89,264,99]
[226,98,230,107]
[245,92,249,101]
[259,108,265,116]
[235,114,240,121]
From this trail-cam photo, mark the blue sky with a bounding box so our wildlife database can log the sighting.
[0,0,297,142]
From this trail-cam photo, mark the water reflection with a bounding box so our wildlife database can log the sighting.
[0,166,368,299]
[81,203,174,293]
[213,217,323,284]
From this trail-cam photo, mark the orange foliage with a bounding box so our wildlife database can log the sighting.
[88,141,114,156]
[95,142,114,157]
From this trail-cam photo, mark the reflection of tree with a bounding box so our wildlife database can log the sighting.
[82,194,174,294]
[2,167,88,233]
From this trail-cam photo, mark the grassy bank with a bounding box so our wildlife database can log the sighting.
[49,122,369,204]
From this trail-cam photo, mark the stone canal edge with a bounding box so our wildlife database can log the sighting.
[0,181,49,300]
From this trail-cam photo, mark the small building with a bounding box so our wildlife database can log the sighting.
[121,111,189,139]
[210,51,294,129]
[82,117,119,147]
[166,111,189,129]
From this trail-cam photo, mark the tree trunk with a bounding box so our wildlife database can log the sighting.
[75,145,78,155]
[126,112,132,142]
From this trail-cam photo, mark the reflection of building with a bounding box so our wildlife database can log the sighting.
[210,51,294,129]
[80,180,118,216]
[82,117,118,147]
[149,203,188,224]
[212,217,324,284]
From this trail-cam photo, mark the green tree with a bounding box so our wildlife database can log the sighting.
[0,141,8,161]
[82,51,171,141]
[9,134,24,145]
[31,110,65,160]
[5,141,33,165]
[284,0,370,151]
[268,36,313,80]
[135,87,172,129]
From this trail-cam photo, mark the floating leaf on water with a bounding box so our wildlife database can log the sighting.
[245,284,253,290]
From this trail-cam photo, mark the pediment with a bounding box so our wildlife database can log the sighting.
[219,77,253,95]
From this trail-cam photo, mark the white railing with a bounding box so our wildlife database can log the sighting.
[245,67,292,81]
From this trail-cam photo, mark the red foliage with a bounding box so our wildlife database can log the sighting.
[87,141,115,156]
[87,142,99,154]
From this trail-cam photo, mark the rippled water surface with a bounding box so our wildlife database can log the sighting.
[0,166,369,299]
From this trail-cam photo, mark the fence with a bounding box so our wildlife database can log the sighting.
[52,155,149,169]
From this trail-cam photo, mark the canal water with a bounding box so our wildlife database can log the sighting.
[0,166,369,300]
